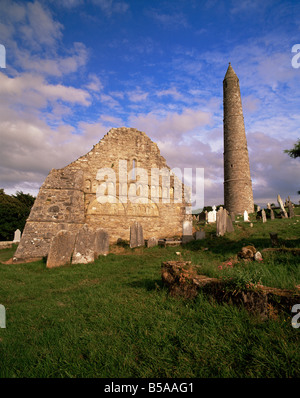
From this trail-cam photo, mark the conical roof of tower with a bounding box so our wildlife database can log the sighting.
[224,62,237,79]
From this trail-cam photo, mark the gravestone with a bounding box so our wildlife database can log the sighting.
[72,224,96,264]
[244,210,249,222]
[261,209,267,223]
[216,207,227,236]
[195,229,205,240]
[207,206,217,223]
[270,209,275,220]
[130,221,144,248]
[46,230,76,268]
[182,220,194,243]
[198,211,206,222]
[288,201,295,218]
[207,212,214,223]
[257,206,261,212]
[94,228,109,257]
[13,229,21,243]
[147,237,158,248]
[277,194,288,218]
[226,212,234,233]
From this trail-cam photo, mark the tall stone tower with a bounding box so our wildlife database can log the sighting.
[223,63,254,215]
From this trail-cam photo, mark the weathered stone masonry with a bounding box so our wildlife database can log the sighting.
[223,63,254,215]
[14,127,191,261]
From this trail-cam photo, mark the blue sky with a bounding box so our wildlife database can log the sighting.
[0,0,299,208]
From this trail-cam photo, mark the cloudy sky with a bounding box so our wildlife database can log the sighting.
[0,0,299,208]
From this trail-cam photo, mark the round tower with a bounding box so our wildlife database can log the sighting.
[223,63,254,215]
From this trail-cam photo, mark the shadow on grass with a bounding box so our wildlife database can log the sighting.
[183,235,300,257]
[127,278,164,291]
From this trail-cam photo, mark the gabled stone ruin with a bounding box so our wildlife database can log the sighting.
[14,127,191,262]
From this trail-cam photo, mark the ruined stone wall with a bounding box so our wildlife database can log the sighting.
[223,64,254,215]
[14,128,191,261]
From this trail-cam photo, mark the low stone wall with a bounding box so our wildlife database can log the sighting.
[161,261,300,320]
[0,241,13,249]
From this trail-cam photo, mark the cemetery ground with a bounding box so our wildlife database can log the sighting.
[0,209,299,378]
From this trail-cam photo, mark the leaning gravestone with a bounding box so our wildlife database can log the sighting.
[262,209,267,223]
[130,222,144,248]
[46,230,76,268]
[277,194,288,218]
[94,228,109,257]
[72,224,96,264]
[226,212,234,233]
[13,229,21,243]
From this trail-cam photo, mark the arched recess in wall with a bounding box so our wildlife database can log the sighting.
[86,196,126,216]
[126,198,160,217]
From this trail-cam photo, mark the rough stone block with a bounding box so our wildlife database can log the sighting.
[72,224,96,264]
[46,230,76,268]
[147,237,158,248]
[182,220,193,235]
[182,235,194,244]
[130,222,144,248]
[94,228,109,257]
[216,207,227,236]
[226,214,234,233]
[195,230,205,240]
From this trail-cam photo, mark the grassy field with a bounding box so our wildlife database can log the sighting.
[0,211,299,378]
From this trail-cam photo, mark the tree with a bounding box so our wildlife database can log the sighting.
[12,191,35,209]
[284,139,300,158]
[284,139,300,194]
[0,190,35,241]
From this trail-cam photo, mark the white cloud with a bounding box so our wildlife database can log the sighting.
[147,9,189,28]
[0,73,91,107]
[91,0,129,16]
[85,74,103,92]
[22,1,63,48]
[129,107,212,141]
[1,0,63,51]
[127,88,149,102]
[247,132,300,204]
[155,87,183,100]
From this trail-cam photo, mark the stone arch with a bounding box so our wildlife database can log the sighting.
[126,198,159,217]
[87,196,126,216]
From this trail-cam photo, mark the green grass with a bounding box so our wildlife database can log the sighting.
[0,213,299,378]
